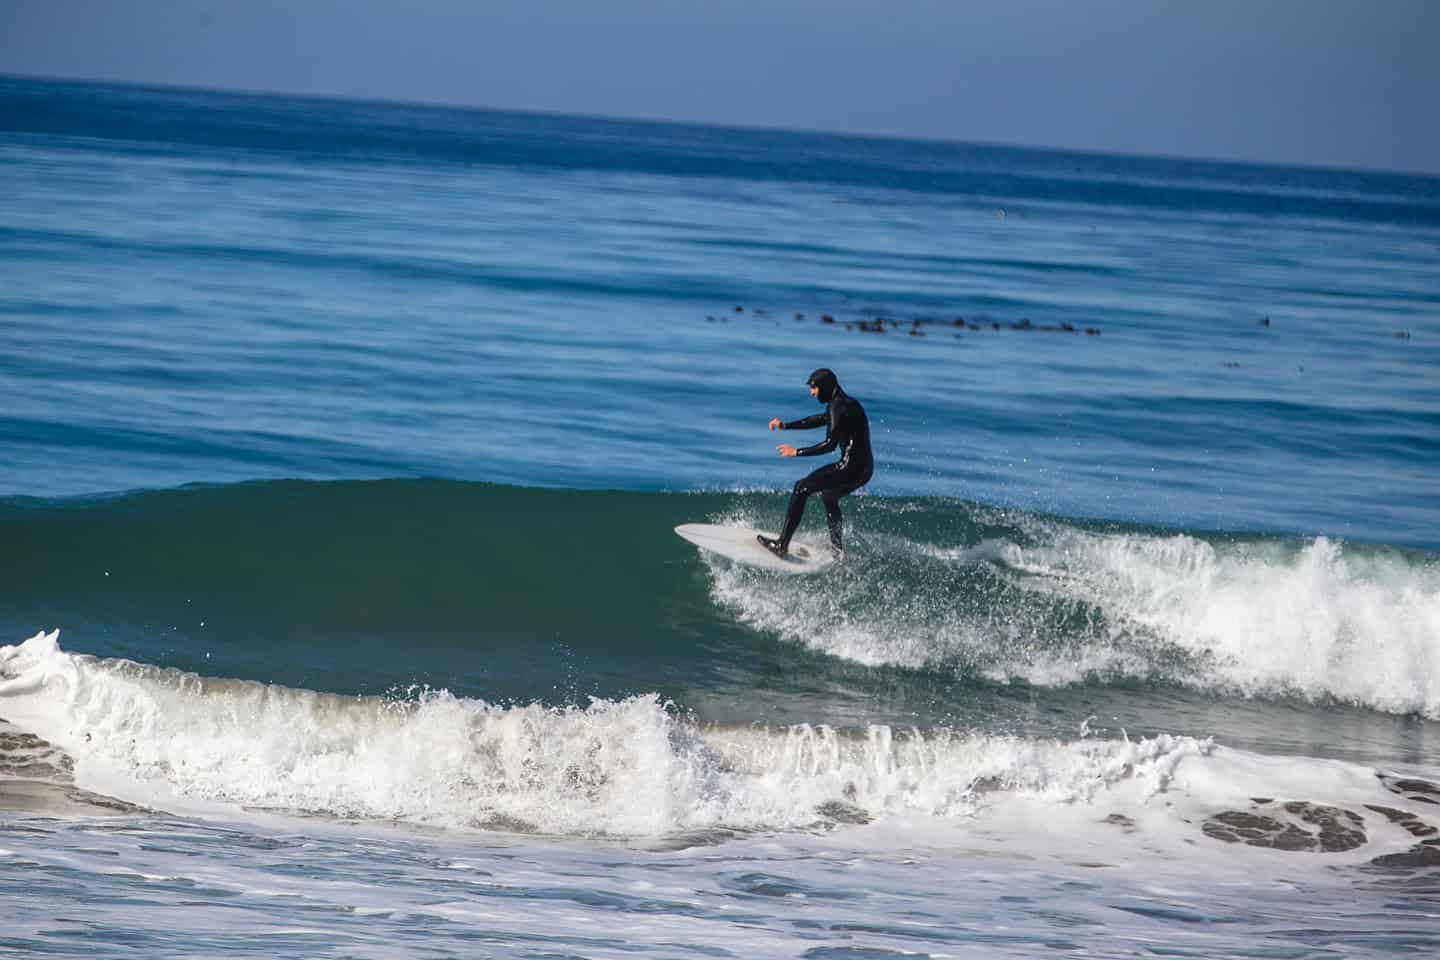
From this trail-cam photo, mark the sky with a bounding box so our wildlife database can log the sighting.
[2,0,1437,175]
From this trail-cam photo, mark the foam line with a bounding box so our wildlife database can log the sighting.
[4,631,1438,854]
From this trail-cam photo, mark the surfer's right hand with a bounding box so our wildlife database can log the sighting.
[768,418,784,431]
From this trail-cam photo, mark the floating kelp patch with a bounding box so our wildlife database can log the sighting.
[1365,803,1439,840]
[1202,777,1440,870]
[1364,773,1440,869]
[1378,772,1440,806]
[709,307,1102,339]
[0,779,146,817]
[0,721,74,782]
[0,718,145,817]
[1201,801,1367,853]
[1366,843,1440,869]
[814,800,872,826]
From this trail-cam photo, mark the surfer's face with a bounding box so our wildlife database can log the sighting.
[809,384,820,400]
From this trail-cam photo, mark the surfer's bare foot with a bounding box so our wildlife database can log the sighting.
[757,534,788,558]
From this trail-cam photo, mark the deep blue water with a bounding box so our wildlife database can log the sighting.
[2,75,1440,959]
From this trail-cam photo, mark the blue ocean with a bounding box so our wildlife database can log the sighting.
[3,75,1439,958]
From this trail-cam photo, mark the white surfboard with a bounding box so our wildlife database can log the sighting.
[674,523,836,574]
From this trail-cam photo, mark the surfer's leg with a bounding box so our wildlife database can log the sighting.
[777,478,814,550]
[821,489,843,551]
[770,465,840,553]
[823,471,870,553]
[759,481,812,557]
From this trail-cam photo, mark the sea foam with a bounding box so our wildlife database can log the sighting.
[3,631,1437,860]
[1009,529,1440,716]
[705,512,1440,717]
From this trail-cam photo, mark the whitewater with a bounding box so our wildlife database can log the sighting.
[5,627,1440,957]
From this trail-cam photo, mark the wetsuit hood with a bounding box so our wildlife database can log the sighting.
[807,368,839,404]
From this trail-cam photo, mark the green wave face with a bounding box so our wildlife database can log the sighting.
[4,480,1438,749]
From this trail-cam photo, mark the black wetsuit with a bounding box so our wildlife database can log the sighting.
[768,369,873,554]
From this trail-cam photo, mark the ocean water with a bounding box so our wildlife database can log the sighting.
[2,75,1440,958]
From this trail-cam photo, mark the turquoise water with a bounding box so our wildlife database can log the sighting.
[2,76,1440,957]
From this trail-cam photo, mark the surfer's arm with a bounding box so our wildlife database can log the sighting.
[794,407,841,456]
[794,435,838,457]
[780,413,827,431]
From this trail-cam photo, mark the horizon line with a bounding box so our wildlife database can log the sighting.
[5,69,1437,183]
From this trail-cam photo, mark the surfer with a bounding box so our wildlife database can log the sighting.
[760,368,873,558]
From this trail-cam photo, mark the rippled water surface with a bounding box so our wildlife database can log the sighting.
[3,76,1439,958]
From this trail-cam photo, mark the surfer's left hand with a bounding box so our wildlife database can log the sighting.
[777,444,798,457]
